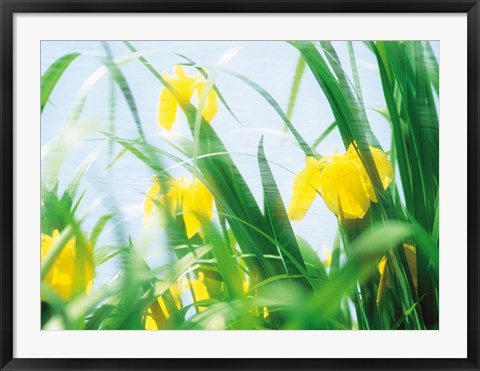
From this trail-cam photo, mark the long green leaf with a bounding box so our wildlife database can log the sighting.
[223,69,315,158]
[257,137,308,281]
[41,52,80,113]
[286,55,306,121]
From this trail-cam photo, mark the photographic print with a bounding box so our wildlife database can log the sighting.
[40,40,439,330]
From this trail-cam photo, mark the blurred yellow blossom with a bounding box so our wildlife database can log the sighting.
[144,176,214,239]
[145,284,183,330]
[322,246,332,267]
[189,272,210,312]
[145,272,211,329]
[376,243,418,309]
[242,278,250,294]
[263,306,270,319]
[41,229,94,301]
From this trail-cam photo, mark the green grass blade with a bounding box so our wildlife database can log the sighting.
[101,55,145,140]
[295,235,328,282]
[192,46,243,179]
[312,121,337,150]
[290,222,415,329]
[41,52,80,113]
[204,224,244,300]
[257,137,309,280]
[65,143,103,200]
[347,41,364,107]
[90,214,113,247]
[223,69,315,158]
[286,55,306,121]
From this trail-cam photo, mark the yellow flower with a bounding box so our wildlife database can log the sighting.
[288,144,393,220]
[41,230,94,301]
[145,272,212,329]
[145,283,183,330]
[189,272,210,312]
[376,243,418,310]
[144,176,214,239]
[158,65,218,130]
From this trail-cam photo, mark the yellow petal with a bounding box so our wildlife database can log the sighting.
[169,284,183,310]
[322,246,332,267]
[197,82,218,123]
[263,306,270,319]
[158,87,178,130]
[403,243,417,291]
[319,153,371,219]
[41,233,53,259]
[174,65,187,79]
[376,255,389,309]
[161,71,175,86]
[288,157,324,221]
[165,181,180,218]
[182,180,214,239]
[143,180,161,225]
[172,65,200,100]
[158,65,205,131]
[242,279,249,294]
[347,144,393,203]
[376,244,417,311]
[190,272,210,311]
[158,297,170,318]
[145,299,168,330]
[370,146,394,190]
[182,207,201,239]
[145,281,184,330]
[41,231,94,301]
[144,311,159,330]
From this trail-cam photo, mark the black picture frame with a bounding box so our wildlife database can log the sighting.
[1,1,479,370]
